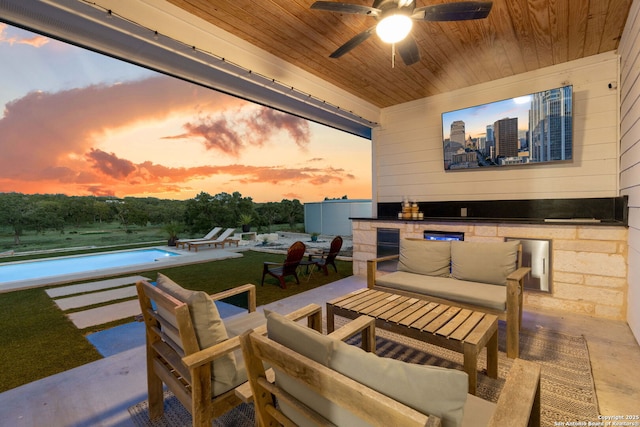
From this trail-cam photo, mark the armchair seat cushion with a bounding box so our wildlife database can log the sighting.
[376,271,507,311]
[213,311,272,396]
[224,310,267,338]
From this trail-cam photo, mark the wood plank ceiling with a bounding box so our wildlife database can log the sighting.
[167,0,632,108]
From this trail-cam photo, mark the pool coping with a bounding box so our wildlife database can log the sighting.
[0,246,244,293]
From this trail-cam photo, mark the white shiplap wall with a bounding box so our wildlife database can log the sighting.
[373,52,620,204]
[619,0,640,344]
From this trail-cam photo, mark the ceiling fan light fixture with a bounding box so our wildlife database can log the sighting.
[376,14,413,44]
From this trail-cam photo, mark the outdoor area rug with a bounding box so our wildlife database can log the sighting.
[129,319,598,427]
[343,319,600,427]
[128,393,255,427]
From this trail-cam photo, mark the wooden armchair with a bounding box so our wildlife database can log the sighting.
[309,235,343,275]
[240,312,541,427]
[261,240,306,288]
[136,275,322,427]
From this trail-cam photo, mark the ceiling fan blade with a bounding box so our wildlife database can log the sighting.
[397,35,420,66]
[311,1,381,17]
[372,0,414,8]
[412,1,493,21]
[330,26,376,58]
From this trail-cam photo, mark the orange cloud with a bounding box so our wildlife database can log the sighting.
[0,24,49,47]
[87,149,136,179]
[0,74,365,201]
[84,150,351,188]
[180,116,244,156]
[243,108,310,149]
[168,107,310,157]
[17,144,353,198]
[219,164,351,185]
[0,75,243,184]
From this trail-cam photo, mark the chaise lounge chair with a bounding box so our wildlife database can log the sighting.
[175,227,221,249]
[187,227,238,252]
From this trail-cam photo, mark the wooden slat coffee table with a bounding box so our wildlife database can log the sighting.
[326,288,498,395]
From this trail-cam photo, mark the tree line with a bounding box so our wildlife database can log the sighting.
[0,191,303,245]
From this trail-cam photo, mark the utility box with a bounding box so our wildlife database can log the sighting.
[304,199,372,236]
[507,237,552,293]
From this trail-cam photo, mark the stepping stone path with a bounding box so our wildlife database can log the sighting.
[46,275,150,329]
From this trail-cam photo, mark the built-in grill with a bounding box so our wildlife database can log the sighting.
[376,228,400,271]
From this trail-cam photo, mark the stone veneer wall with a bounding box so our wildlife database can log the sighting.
[352,220,629,320]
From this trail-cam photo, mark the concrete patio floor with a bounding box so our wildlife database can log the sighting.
[1,275,639,426]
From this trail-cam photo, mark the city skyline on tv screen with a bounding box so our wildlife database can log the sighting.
[442,86,573,170]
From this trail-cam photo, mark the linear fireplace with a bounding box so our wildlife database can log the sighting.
[424,230,465,241]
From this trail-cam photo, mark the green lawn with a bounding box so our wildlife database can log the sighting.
[0,250,352,393]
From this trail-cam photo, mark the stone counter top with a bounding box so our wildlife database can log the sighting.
[350,216,627,227]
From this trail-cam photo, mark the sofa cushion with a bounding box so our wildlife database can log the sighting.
[451,240,519,286]
[155,273,241,396]
[376,272,507,311]
[398,239,451,277]
[267,311,468,427]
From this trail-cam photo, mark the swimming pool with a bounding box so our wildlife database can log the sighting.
[0,248,180,284]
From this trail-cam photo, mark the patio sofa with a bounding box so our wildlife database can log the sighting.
[367,239,530,358]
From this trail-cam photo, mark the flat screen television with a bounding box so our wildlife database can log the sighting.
[442,85,573,170]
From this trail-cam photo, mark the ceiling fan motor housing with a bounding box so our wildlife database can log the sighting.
[311,0,493,66]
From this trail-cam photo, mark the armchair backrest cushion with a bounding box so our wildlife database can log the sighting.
[451,240,519,286]
[398,239,451,277]
[156,273,240,395]
[267,311,468,427]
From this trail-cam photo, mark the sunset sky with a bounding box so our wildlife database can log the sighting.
[0,23,372,203]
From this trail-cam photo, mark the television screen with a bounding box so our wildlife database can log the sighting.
[441,85,573,170]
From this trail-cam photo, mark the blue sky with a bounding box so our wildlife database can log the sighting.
[0,27,153,109]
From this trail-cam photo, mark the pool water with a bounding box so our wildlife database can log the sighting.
[0,249,180,283]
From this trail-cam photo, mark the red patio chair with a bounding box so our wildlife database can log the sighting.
[309,235,343,275]
[261,241,306,288]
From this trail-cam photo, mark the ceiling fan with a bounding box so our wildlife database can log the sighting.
[310,0,493,66]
